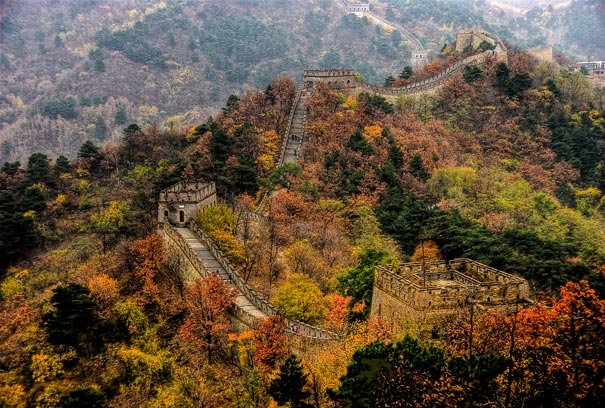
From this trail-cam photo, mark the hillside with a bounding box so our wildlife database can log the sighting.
[2,0,602,166]
[1,0,419,164]
[477,0,605,58]
[2,22,605,404]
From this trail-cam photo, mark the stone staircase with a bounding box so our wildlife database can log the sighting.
[175,227,267,320]
[283,95,307,163]
[162,221,339,340]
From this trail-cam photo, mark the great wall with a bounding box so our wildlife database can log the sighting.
[158,5,526,347]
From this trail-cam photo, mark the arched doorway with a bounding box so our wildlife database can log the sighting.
[179,210,185,223]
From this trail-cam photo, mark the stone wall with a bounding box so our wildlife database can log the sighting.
[371,259,530,326]
[455,29,507,63]
[158,181,217,226]
[346,2,369,13]
[303,69,357,90]
[411,49,429,68]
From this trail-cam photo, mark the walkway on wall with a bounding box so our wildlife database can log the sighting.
[338,0,424,51]
[283,93,307,163]
[163,221,339,340]
[175,227,268,320]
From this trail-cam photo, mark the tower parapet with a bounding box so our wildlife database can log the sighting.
[303,69,357,90]
[158,181,217,227]
[371,258,530,324]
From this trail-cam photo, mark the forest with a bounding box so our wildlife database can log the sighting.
[2,21,605,404]
[2,0,602,166]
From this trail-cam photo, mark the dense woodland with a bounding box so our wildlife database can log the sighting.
[2,20,605,403]
[1,0,603,165]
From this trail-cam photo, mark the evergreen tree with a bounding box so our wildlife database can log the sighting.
[462,64,483,83]
[346,130,374,156]
[42,284,105,355]
[54,34,63,48]
[93,58,105,73]
[337,248,390,319]
[495,62,510,90]
[21,185,46,212]
[1,161,20,176]
[93,115,108,139]
[399,66,413,80]
[54,155,71,175]
[114,105,128,125]
[384,75,395,87]
[268,355,312,408]
[120,124,143,167]
[329,337,448,407]
[78,140,102,160]
[223,95,240,113]
[0,191,35,267]
[24,152,52,186]
[409,154,429,181]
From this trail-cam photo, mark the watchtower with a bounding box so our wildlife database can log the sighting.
[158,181,217,227]
[303,69,358,91]
[371,258,530,325]
[411,49,428,68]
[345,2,369,14]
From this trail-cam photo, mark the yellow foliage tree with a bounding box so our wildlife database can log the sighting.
[341,95,358,111]
[272,274,327,324]
[209,229,245,266]
[362,124,383,142]
[409,240,442,262]
[195,204,237,234]
[87,274,120,312]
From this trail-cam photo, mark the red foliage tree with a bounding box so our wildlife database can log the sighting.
[179,275,237,364]
[253,315,289,371]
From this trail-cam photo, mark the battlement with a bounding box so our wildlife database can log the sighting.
[303,69,356,77]
[342,0,369,13]
[158,181,217,226]
[455,28,507,56]
[371,259,530,323]
[303,69,357,90]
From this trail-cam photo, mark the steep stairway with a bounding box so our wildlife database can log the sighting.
[175,227,268,320]
[283,95,307,163]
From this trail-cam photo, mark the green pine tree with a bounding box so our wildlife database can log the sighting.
[268,355,312,408]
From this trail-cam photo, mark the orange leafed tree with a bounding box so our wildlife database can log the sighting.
[324,293,350,333]
[253,315,289,371]
[179,275,237,364]
[129,234,166,308]
[409,240,442,262]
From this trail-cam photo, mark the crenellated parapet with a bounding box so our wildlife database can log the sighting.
[303,28,507,99]
[371,259,530,324]
[303,69,358,91]
[158,181,217,226]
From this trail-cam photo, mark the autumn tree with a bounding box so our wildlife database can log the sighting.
[272,274,327,324]
[409,240,442,262]
[91,200,130,251]
[253,315,289,371]
[179,275,237,364]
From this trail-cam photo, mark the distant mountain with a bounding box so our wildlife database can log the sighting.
[2,0,598,164]
[0,0,430,163]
